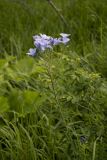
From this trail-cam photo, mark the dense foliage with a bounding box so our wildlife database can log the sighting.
[0,0,107,159]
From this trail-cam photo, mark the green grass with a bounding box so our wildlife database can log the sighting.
[0,0,107,159]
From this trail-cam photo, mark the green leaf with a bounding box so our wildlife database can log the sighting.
[8,89,46,117]
[14,57,35,75]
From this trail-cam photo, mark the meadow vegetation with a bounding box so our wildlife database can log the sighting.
[0,0,107,159]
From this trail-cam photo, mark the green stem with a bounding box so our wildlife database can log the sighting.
[92,137,99,160]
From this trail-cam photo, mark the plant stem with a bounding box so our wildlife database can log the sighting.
[46,0,71,31]
[92,137,99,160]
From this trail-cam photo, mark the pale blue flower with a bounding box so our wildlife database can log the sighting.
[60,33,70,44]
[33,35,41,40]
[60,33,71,37]
[40,34,51,40]
[34,38,52,51]
[27,33,70,56]
[26,48,36,56]
[52,38,62,45]
[61,37,70,44]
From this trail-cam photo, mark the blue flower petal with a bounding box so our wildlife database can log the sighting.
[60,33,71,37]
[26,48,36,56]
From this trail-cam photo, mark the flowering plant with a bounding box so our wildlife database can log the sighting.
[26,33,70,56]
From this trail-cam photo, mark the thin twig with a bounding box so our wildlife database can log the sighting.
[46,0,71,31]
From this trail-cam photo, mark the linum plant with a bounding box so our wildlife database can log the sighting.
[27,32,71,107]
[26,32,70,108]
[26,32,70,104]
[26,32,71,118]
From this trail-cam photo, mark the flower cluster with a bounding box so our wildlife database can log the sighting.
[26,33,70,56]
